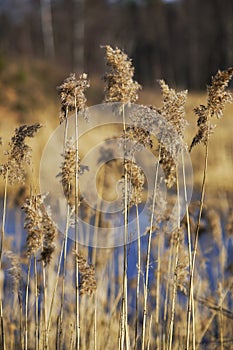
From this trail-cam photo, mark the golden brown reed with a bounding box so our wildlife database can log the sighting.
[103,45,141,104]
[59,139,77,201]
[73,251,97,296]
[22,194,56,264]
[57,72,90,123]
[0,123,42,185]
[157,80,188,188]
[190,68,233,151]
[0,47,233,350]
[124,159,145,208]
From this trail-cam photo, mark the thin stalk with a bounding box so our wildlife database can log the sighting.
[120,104,129,350]
[0,302,5,350]
[59,204,70,349]
[42,262,48,350]
[134,204,141,350]
[47,238,65,333]
[155,232,162,349]
[57,108,70,350]
[182,147,195,350]
[25,258,31,350]
[0,169,8,350]
[163,234,173,350]
[167,237,179,350]
[56,316,60,349]
[218,283,224,350]
[74,98,80,350]
[147,315,153,350]
[19,293,23,350]
[167,169,181,350]
[92,164,106,265]
[34,256,39,350]
[186,138,209,350]
[142,149,161,350]
[94,293,97,350]
[0,168,8,268]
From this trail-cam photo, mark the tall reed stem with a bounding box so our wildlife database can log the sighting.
[142,154,160,349]
[25,258,31,350]
[120,104,129,350]
[34,256,39,350]
[186,136,209,350]
[0,168,7,350]
[74,98,80,350]
[155,232,162,348]
[182,147,194,350]
[134,204,141,350]
[42,262,48,350]
[0,168,8,269]
[168,168,181,350]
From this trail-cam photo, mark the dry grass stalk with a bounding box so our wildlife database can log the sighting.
[157,80,187,188]
[22,193,56,349]
[74,251,97,296]
[57,71,90,350]
[0,123,42,185]
[190,68,233,151]
[187,68,233,350]
[103,45,141,104]
[0,124,41,350]
[57,73,90,123]
[22,194,56,262]
[1,47,233,350]
[103,45,141,350]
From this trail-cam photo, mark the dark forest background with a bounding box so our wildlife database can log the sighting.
[0,0,232,89]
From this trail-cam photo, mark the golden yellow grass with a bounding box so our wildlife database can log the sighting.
[1,83,232,202]
[0,59,232,349]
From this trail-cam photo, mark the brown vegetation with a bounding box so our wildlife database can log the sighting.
[0,46,232,350]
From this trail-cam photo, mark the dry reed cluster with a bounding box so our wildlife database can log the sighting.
[0,45,232,350]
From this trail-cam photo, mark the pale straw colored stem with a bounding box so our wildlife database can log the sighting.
[187,134,209,350]
[134,204,141,350]
[168,169,181,350]
[142,148,161,350]
[74,98,80,350]
[25,258,31,350]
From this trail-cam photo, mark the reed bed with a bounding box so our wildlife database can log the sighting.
[0,46,232,350]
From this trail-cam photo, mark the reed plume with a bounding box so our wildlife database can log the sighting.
[57,73,90,123]
[190,68,233,151]
[157,80,188,188]
[22,194,56,262]
[103,45,141,104]
[186,68,233,350]
[122,160,145,208]
[74,251,97,296]
[0,123,42,185]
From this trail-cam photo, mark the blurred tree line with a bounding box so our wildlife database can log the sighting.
[0,0,232,89]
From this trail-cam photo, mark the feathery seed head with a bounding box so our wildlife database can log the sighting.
[22,194,44,256]
[103,45,141,104]
[158,80,188,138]
[40,207,57,266]
[57,73,90,123]
[207,68,233,118]
[0,123,42,184]
[74,251,97,296]
[58,139,88,206]
[22,194,56,263]
[190,68,232,151]
[126,160,145,207]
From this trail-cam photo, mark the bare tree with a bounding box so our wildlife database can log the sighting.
[40,0,55,59]
[73,0,85,72]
